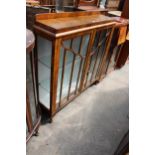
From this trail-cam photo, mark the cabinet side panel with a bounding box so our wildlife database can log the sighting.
[37,36,52,110]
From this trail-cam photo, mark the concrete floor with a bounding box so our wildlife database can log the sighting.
[27,64,129,155]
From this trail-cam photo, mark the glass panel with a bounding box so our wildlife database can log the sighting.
[72,36,81,53]
[57,34,90,104]
[93,35,107,76]
[62,50,73,98]
[63,39,71,49]
[93,31,100,52]
[37,36,52,109]
[71,56,81,92]
[87,28,111,83]
[81,34,90,56]
[26,52,37,125]
[104,28,119,73]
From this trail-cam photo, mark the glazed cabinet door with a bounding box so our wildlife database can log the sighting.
[57,32,91,109]
[83,26,114,89]
[36,32,91,114]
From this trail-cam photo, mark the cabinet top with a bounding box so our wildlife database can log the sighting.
[34,11,116,37]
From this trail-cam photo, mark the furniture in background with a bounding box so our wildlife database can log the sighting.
[105,0,129,71]
[77,0,100,6]
[114,0,129,69]
[39,0,75,5]
[121,0,128,19]
[105,17,128,73]
[26,6,51,30]
[26,0,40,6]
[77,0,108,12]
[26,29,41,143]
[26,2,107,31]
[26,0,86,30]
[105,0,121,11]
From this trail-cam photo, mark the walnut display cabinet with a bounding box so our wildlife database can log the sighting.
[34,11,120,120]
[26,29,41,143]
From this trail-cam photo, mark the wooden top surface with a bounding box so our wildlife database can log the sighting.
[35,12,115,33]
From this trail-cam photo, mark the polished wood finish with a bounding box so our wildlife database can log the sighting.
[121,0,129,19]
[34,11,128,120]
[113,0,129,69]
[115,39,129,69]
[50,38,61,116]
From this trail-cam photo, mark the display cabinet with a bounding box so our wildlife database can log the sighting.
[33,11,119,120]
[26,29,41,143]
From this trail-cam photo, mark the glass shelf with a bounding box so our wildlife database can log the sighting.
[37,35,89,110]
[38,57,82,109]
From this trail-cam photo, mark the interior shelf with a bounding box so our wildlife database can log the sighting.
[38,56,83,110]
[38,55,51,68]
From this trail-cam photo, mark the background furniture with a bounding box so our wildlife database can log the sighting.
[26,0,109,31]
[26,0,40,6]
[105,0,129,71]
[77,0,108,12]
[105,0,121,11]
[114,0,129,69]
[105,17,128,73]
[78,0,100,6]
[26,5,84,30]
[26,29,41,143]
[34,11,117,120]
